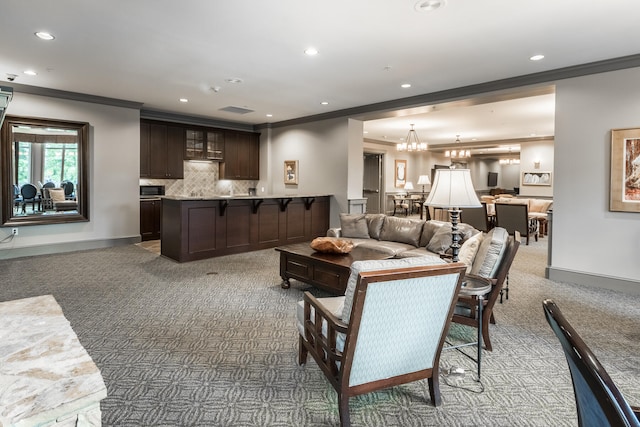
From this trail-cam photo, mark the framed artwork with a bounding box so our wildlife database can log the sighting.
[610,128,640,212]
[395,159,407,188]
[522,171,552,186]
[284,160,299,185]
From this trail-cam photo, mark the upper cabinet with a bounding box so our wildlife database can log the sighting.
[140,120,184,179]
[141,119,259,180]
[221,130,259,180]
[185,129,224,161]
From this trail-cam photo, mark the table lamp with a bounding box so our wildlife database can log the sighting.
[404,181,414,195]
[417,175,431,194]
[424,168,480,262]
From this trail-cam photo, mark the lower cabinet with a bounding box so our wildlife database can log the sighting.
[140,199,162,241]
[161,196,330,262]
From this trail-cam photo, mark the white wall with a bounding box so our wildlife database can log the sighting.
[0,93,140,257]
[519,140,554,197]
[268,117,349,226]
[552,67,640,291]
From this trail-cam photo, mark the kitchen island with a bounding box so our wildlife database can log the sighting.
[161,194,331,262]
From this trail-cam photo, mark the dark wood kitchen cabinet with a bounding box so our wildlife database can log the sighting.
[185,129,224,160]
[140,199,162,241]
[220,130,259,180]
[140,120,184,179]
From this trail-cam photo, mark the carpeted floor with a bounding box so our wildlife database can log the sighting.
[1,237,639,426]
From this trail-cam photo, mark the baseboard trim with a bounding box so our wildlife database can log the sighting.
[0,236,141,260]
[546,266,640,296]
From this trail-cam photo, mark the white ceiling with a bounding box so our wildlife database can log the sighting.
[2,0,640,152]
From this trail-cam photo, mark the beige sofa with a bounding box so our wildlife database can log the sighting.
[329,213,510,275]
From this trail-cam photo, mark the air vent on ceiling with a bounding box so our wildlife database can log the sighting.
[219,106,254,115]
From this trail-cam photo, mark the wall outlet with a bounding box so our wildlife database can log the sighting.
[11,228,18,236]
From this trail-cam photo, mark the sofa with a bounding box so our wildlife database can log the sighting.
[329,213,510,276]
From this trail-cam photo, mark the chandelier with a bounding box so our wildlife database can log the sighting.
[499,158,520,165]
[396,124,427,152]
[445,149,470,158]
[444,135,470,158]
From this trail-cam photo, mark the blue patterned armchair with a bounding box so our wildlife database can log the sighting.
[297,257,467,427]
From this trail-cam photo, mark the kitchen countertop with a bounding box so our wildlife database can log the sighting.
[162,193,332,201]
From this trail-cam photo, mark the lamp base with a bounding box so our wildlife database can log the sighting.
[448,208,462,263]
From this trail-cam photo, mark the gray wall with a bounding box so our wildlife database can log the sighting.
[550,67,640,292]
[0,93,140,258]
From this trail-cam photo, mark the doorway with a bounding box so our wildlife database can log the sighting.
[363,153,384,214]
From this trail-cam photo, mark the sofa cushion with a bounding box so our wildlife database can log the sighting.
[458,231,483,273]
[357,240,416,257]
[470,227,509,278]
[426,223,478,254]
[340,213,370,239]
[379,216,424,247]
[341,257,447,324]
[529,199,552,213]
[419,220,447,247]
[365,213,386,240]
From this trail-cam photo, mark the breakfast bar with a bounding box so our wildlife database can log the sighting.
[161,194,331,262]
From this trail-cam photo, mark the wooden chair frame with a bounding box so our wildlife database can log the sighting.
[452,231,521,351]
[298,263,467,427]
[543,299,640,426]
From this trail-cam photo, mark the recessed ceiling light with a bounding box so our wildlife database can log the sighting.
[35,31,55,40]
[304,47,319,56]
[530,54,545,61]
[266,114,273,117]
[224,78,243,84]
[320,101,329,105]
[24,70,37,76]
[179,98,188,103]
[401,83,412,88]
[414,0,446,12]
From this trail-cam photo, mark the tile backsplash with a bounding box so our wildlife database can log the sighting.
[140,161,257,197]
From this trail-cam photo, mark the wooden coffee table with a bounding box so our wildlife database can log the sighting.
[275,242,392,295]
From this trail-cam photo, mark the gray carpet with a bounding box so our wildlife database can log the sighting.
[1,237,639,426]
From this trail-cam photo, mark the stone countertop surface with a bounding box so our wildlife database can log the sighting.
[162,193,332,201]
[0,295,107,426]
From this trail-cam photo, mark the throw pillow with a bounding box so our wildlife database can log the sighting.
[419,220,446,247]
[426,223,479,254]
[341,257,446,324]
[339,213,370,239]
[365,214,385,240]
[458,232,483,273]
[378,216,424,247]
[470,227,509,278]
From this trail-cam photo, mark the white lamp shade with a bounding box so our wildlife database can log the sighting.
[417,175,431,185]
[425,169,481,208]
[404,181,414,190]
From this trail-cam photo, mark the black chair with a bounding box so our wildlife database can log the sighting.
[20,183,40,213]
[494,202,538,245]
[42,181,56,189]
[62,181,75,199]
[460,202,491,232]
[543,299,640,427]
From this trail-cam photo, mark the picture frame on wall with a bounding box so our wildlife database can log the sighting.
[395,159,407,188]
[522,171,552,186]
[610,128,640,212]
[284,160,299,185]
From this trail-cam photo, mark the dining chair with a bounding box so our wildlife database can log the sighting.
[20,183,40,213]
[460,202,491,232]
[494,202,538,245]
[543,299,640,427]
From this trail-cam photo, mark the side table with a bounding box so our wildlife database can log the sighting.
[448,275,492,379]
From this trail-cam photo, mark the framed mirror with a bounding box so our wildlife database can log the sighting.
[1,115,89,226]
